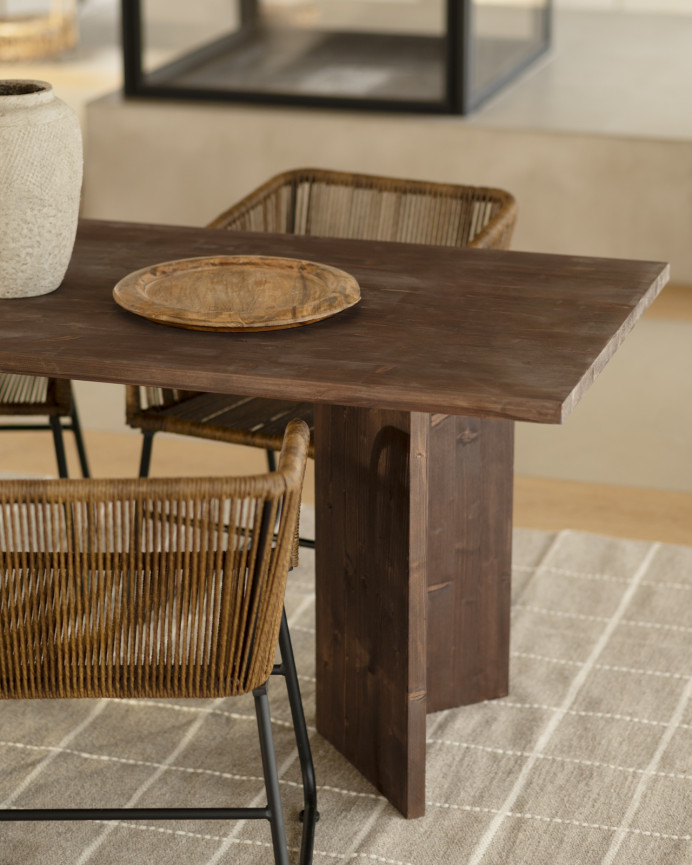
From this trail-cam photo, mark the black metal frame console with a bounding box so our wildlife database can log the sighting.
[121,0,552,115]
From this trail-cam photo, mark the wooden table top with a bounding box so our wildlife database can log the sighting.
[0,219,669,424]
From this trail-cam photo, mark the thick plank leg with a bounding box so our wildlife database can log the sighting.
[426,415,514,712]
[314,405,428,818]
[314,407,514,817]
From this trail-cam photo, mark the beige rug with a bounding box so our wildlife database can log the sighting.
[1,523,691,864]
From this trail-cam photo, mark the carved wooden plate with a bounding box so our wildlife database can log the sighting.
[113,255,361,332]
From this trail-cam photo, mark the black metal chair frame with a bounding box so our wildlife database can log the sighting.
[0,500,317,865]
[0,378,90,479]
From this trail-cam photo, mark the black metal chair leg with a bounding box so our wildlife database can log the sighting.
[254,684,290,865]
[69,405,90,478]
[49,416,69,478]
[277,610,318,865]
[298,536,315,550]
[138,430,155,478]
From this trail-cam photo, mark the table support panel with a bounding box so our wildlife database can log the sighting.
[426,414,514,712]
[314,405,428,818]
[314,407,514,817]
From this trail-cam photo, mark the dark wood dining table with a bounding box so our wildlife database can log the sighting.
[0,219,669,818]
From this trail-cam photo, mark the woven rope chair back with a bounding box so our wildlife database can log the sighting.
[0,374,78,422]
[0,374,69,414]
[209,167,517,250]
[0,419,309,702]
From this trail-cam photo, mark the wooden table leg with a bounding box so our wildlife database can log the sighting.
[425,414,514,712]
[314,406,514,818]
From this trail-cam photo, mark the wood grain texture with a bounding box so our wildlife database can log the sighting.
[314,405,428,818]
[426,415,514,712]
[0,219,669,424]
[113,254,360,331]
[313,408,513,815]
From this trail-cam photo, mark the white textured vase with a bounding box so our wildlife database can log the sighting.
[0,79,83,298]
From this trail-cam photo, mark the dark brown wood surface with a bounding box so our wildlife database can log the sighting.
[425,414,514,713]
[314,408,514,816]
[315,406,429,817]
[0,219,670,818]
[0,219,668,424]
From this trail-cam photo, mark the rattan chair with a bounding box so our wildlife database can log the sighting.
[126,168,518,535]
[0,418,316,865]
[0,373,90,478]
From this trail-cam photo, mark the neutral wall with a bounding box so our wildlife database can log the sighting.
[83,95,692,279]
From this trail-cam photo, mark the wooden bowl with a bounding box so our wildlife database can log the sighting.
[113,255,360,332]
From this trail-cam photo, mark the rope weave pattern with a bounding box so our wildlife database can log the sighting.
[0,374,72,415]
[209,167,517,250]
[0,420,309,701]
[0,374,48,405]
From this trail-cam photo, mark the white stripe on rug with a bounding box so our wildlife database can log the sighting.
[466,538,660,865]
[74,695,229,865]
[601,674,692,863]
[1,700,108,809]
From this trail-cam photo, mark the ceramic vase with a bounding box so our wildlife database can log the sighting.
[0,79,83,298]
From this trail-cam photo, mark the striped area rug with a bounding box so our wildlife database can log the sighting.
[1,520,690,864]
